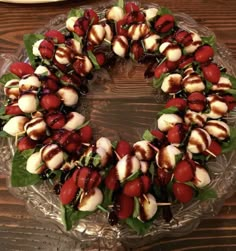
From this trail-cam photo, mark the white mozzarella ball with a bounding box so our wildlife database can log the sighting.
[140,161,149,173]
[116,155,140,182]
[73,55,93,76]
[204,120,230,140]
[63,112,85,131]
[187,128,211,154]
[34,65,50,76]
[106,6,124,22]
[159,42,182,62]
[144,7,158,22]
[96,137,113,156]
[41,144,64,170]
[161,73,182,93]
[143,34,160,52]
[4,79,20,99]
[26,152,45,174]
[55,45,74,65]
[211,76,232,91]
[184,110,207,127]
[157,114,183,132]
[3,116,29,136]
[133,140,154,161]
[155,145,181,169]
[18,92,38,113]
[184,32,202,54]
[32,39,43,57]
[128,23,150,40]
[112,35,128,58]
[67,38,82,54]
[57,86,79,106]
[88,24,105,45]
[194,165,211,188]
[138,193,157,221]
[96,147,109,168]
[24,117,47,141]
[79,187,103,212]
[183,73,205,93]
[66,16,78,32]
[206,95,228,119]
[104,23,113,41]
[19,75,41,91]
[184,67,195,77]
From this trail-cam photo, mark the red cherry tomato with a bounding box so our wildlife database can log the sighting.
[40,93,61,110]
[59,177,78,205]
[202,63,221,83]
[155,14,175,33]
[105,166,120,191]
[115,193,134,219]
[80,125,93,143]
[174,159,195,182]
[9,62,34,78]
[115,140,132,158]
[194,45,214,63]
[172,182,194,203]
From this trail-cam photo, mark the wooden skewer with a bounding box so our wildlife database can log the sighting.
[205,149,216,158]
[114,150,121,160]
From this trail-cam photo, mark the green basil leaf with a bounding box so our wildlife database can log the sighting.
[0,105,5,115]
[117,0,124,9]
[196,187,217,201]
[0,73,19,86]
[87,50,100,70]
[125,170,141,182]
[221,73,236,89]
[61,204,92,231]
[157,7,173,15]
[92,154,101,167]
[132,197,140,218]
[111,140,118,149]
[11,149,41,187]
[158,106,179,115]
[0,131,12,138]
[205,80,213,93]
[201,35,216,48]
[224,88,236,98]
[222,127,236,153]
[0,114,12,120]
[153,73,169,89]
[124,218,152,235]
[149,161,156,182]
[68,8,84,18]
[23,33,45,66]
[142,129,155,141]
[102,186,113,208]
[75,120,90,130]
[175,153,183,164]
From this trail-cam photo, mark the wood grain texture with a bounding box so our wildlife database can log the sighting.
[0,0,236,250]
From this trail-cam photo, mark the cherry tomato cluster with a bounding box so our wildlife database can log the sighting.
[1,0,236,232]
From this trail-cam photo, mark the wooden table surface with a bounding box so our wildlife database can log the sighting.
[1,0,236,250]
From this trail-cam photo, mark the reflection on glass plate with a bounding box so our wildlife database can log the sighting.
[1,0,65,3]
[1,1,236,250]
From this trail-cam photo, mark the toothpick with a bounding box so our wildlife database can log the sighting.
[205,149,216,158]
[156,202,172,206]
[114,150,121,160]
[148,142,159,153]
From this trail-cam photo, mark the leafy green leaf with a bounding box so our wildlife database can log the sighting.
[158,106,179,115]
[61,205,92,231]
[124,218,152,235]
[68,8,84,18]
[92,154,101,167]
[221,72,236,89]
[111,140,118,149]
[0,131,12,138]
[142,129,155,141]
[0,73,19,86]
[157,7,173,15]
[75,120,90,130]
[11,149,41,187]
[153,73,169,89]
[23,33,45,66]
[175,153,183,164]
[87,50,100,70]
[102,186,113,208]
[117,0,124,9]
[205,80,213,93]
[132,197,140,218]
[125,170,141,182]
[0,114,12,120]
[201,35,216,48]
[222,127,236,153]
[224,88,236,98]
[149,162,156,182]
[196,187,217,201]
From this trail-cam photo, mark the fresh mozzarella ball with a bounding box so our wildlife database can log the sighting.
[34,65,50,76]
[32,39,44,57]
[57,86,79,106]
[155,145,181,169]
[193,165,211,188]
[66,16,78,32]
[133,140,154,161]
[41,144,64,170]
[55,46,74,65]
[138,193,157,221]
[159,42,182,62]
[18,92,38,113]
[63,112,85,131]
[19,75,41,91]
[4,79,20,99]
[184,32,202,54]
[112,35,128,58]
[182,73,205,93]
[96,137,113,156]
[211,76,232,91]
[96,147,109,167]
[157,114,183,132]
[116,155,140,182]
[106,6,124,22]
[140,161,149,173]
[26,152,45,174]
[206,95,228,119]
[67,38,82,54]
[144,7,158,22]
[204,120,230,140]
[128,23,150,40]
[187,128,211,154]
[79,187,103,212]
[161,73,182,93]
[3,116,29,136]
[143,34,160,52]
[184,67,195,77]
[88,24,106,45]
[24,117,47,141]
[184,110,207,127]
[104,23,113,41]
[73,55,93,76]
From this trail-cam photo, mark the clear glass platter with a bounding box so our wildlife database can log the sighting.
[1,1,236,250]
